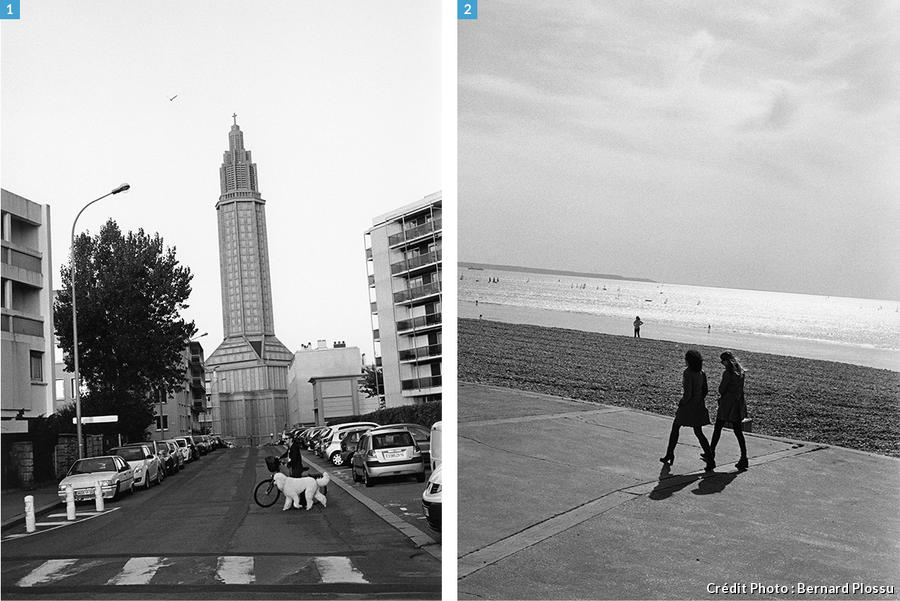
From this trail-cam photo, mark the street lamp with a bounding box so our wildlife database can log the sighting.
[71,183,130,459]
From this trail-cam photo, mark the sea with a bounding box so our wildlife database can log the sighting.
[458,267,900,372]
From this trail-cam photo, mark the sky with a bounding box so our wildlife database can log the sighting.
[2,1,442,361]
[459,1,900,301]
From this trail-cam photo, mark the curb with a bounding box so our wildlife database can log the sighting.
[302,454,441,561]
[1,499,62,530]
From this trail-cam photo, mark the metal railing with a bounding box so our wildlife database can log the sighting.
[393,281,441,303]
[390,249,441,275]
[401,375,442,391]
[388,218,442,246]
[398,343,442,361]
[396,312,442,332]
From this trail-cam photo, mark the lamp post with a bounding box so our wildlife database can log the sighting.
[72,184,130,460]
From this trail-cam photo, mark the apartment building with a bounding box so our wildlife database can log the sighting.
[364,192,441,407]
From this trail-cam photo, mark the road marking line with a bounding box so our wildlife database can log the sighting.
[106,556,168,585]
[215,556,255,584]
[17,559,79,587]
[33,521,71,526]
[314,556,368,583]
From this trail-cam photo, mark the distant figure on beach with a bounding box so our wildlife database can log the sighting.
[475,299,478,306]
[708,351,749,470]
[660,350,714,471]
[479,314,483,319]
[707,324,711,334]
[633,316,643,338]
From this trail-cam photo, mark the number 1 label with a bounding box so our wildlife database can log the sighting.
[2,0,20,19]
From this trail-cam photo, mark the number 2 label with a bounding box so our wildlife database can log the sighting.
[458,0,477,20]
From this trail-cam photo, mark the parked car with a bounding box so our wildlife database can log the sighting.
[127,440,176,475]
[339,428,373,465]
[368,423,431,466]
[317,422,380,460]
[422,464,442,531]
[302,427,328,451]
[430,421,442,471]
[58,455,134,502]
[171,437,194,463]
[162,440,185,471]
[109,445,163,489]
[192,435,210,455]
[322,425,376,466]
[179,435,201,460]
[350,427,426,487]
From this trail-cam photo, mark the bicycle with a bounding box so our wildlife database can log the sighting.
[253,455,310,507]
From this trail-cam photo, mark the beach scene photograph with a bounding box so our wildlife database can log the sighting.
[457,2,899,599]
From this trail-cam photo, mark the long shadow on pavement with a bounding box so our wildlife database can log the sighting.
[649,465,742,500]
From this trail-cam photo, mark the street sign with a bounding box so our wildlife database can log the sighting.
[72,415,118,424]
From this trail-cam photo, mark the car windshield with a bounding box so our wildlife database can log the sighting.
[372,432,414,449]
[114,447,145,461]
[70,458,115,474]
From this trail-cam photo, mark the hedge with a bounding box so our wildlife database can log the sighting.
[327,401,441,429]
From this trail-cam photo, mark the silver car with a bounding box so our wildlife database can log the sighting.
[350,427,426,487]
[57,455,134,501]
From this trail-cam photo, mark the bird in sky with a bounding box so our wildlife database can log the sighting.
[169,94,178,101]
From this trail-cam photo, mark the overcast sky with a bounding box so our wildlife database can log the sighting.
[459,1,899,301]
[2,1,441,360]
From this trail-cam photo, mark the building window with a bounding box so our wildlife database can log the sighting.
[55,379,65,400]
[155,415,169,431]
[30,351,43,382]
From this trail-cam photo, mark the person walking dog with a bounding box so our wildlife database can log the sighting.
[707,351,749,470]
[660,349,715,471]
[280,433,307,478]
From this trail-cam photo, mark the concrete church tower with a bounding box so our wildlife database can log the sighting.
[206,115,293,443]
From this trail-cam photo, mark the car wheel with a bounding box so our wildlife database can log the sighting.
[330,452,344,466]
[363,468,375,487]
[416,472,426,483]
[129,481,135,495]
[157,467,164,484]
[112,482,120,501]
[144,473,151,490]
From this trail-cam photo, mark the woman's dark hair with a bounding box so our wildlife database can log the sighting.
[685,349,703,372]
[720,351,744,376]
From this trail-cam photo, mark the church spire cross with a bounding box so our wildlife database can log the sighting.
[232,113,238,125]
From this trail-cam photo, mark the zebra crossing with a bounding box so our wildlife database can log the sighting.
[2,554,375,588]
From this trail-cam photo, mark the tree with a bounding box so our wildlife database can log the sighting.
[360,364,384,398]
[54,219,196,440]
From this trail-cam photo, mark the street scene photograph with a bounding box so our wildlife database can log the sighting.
[458,1,899,599]
[1,1,443,598]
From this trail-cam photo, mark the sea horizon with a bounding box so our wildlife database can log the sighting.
[459,266,900,373]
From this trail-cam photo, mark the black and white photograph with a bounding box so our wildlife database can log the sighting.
[1,2,443,598]
[458,2,899,599]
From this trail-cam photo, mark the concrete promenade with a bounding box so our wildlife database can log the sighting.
[458,381,900,600]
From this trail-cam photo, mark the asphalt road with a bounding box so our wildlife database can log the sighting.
[0,447,440,599]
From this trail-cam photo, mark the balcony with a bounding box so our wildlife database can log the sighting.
[396,312,441,333]
[365,247,373,260]
[372,329,380,341]
[399,343,441,362]
[368,274,375,286]
[390,249,441,276]
[375,356,382,367]
[401,375,442,391]
[388,218,442,247]
[370,301,378,314]
[393,281,441,304]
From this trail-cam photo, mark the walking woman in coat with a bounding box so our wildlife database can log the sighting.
[280,433,306,478]
[660,349,715,471]
[707,351,749,470]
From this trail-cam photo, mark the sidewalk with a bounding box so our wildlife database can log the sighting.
[458,381,900,600]
[1,482,61,530]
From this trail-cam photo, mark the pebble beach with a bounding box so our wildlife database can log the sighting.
[459,318,900,457]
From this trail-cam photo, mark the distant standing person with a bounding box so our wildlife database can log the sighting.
[707,351,749,470]
[633,316,643,338]
[707,324,711,334]
[660,350,714,470]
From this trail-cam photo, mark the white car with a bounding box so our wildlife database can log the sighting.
[108,445,162,489]
[318,422,380,465]
[422,464,442,531]
[58,455,134,501]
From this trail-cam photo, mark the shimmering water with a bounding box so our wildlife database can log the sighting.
[459,267,900,369]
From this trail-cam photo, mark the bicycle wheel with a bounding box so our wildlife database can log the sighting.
[254,478,281,507]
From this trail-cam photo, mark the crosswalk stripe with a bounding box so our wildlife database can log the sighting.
[314,556,368,583]
[17,559,79,587]
[215,556,255,584]
[106,556,169,585]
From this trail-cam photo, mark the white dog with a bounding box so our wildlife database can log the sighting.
[273,471,330,511]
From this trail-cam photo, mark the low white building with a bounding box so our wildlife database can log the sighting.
[286,342,364,426]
